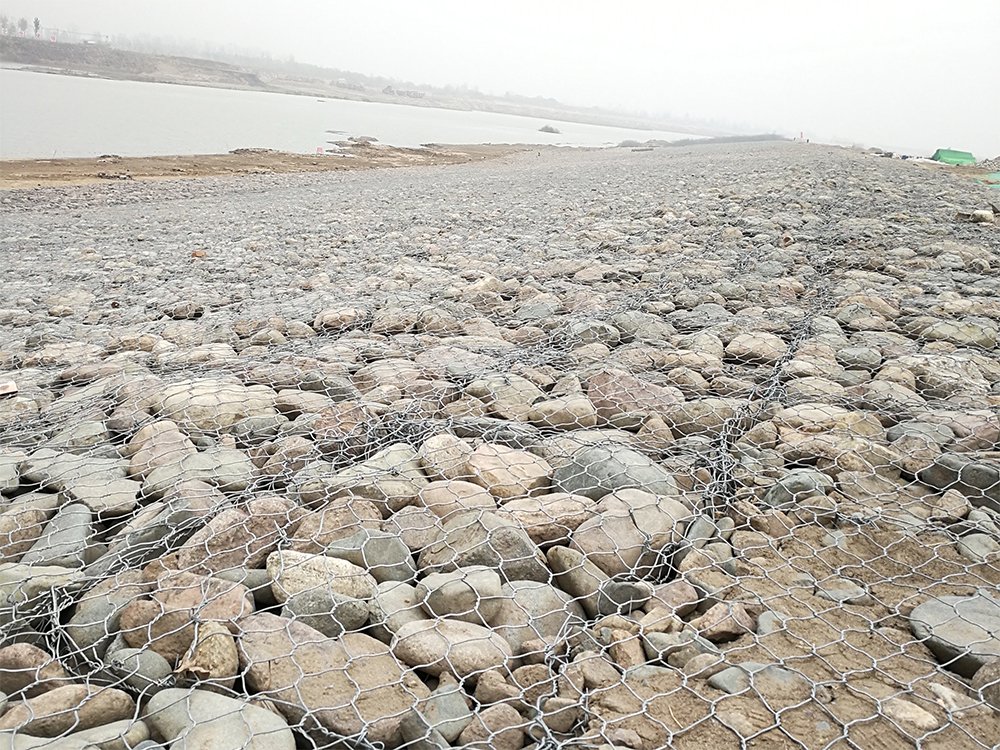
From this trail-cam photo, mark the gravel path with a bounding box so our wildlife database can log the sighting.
[1,142,999,749]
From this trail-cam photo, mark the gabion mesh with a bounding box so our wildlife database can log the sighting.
[0,142,999,750]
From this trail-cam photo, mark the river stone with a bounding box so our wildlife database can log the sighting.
[0,643,72,698]
[151,378,278,433]
[415,566,502,625]
[909,593,1000,677]
[281,588,370,638]
[547,545,608,618]
[392,618,513,679]
[569,491,688,577]
[918,454,1000,514]
[0,563,86,627]
[384,505,444,552]
[551,444,678,500]
[457,703,525,750]
[397,709,451,750]
[0,684,135,737]
[266,549,377,604]
[0,492,61,563]
[0,720,151,750]
[596,580,653,616]
[295,443,429,515]
[725,331,788,364]
[289,496,383,553]
[815,577,871,605]
[416,675,474,743]
[466,444,552,500]
[957,533,1000,563]
[239,613,429,746]
[417,510,548,583]
[527,395,598,430]
[492,580,586,654]
[18,503,94,568]
[418,434,474,481]
[972,659,1000,711]
[762,468,834,508]
[323,528,416,583]
[143,686,295,750]
[368,581,431,644]
[176,496,304,575]
[418,480,497,519]
[64,570,150,660]
[708,662,812,697]
[584,368,684,427]
[142,448,254,500]
[105,646,173,692]
[495,492,597,546]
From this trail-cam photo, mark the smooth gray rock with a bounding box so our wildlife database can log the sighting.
[282,588,370,637]
[143,687,295,750]
[596,579,653,616]
[415,566,502,625]
[762,468,834,508]
[492,579,586,654]
[643,630,718,667]
[551,444,678,500]
[918,454,1000,514]
[814,577,871,605]
[397,709,450,750]
[546,544,608,618]
[708,662,812,695]
[106,647,173,692]
[367,581,430,644]
[417,679,474,743]
[909,593,1000,677]
[324,528,416,583]
[887,421,954,445]
[19,503,94,568]
[417,511,548,583]
[957,533,1000,563]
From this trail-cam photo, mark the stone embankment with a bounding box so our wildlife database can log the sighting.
[0,142,998,748]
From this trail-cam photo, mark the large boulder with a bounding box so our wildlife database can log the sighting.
[417,511,548,583]
[551,444,678,500]
[239,613,429,746]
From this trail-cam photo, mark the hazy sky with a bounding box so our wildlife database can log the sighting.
[3,0,998,155]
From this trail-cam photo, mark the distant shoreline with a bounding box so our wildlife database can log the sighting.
[0,36,723,138]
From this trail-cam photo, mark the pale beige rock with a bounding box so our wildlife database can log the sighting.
[418,480,498,518]
[266,549,377,604]
[176,621,239,690]
[689,602,756,641]
[289,497,382,553]
[392,618,513,679]
[239,613,429,746]
[0,685,135,737]
[418,433,474,481]
[466,444,552,500]
[176,496,304,575]
[496,493,597,545]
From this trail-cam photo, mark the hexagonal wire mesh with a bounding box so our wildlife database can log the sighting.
[1,143,999,749]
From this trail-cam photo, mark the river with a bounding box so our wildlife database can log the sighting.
[0,68,700,159]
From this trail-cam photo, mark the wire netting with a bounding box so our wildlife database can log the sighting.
[0,143,999,749]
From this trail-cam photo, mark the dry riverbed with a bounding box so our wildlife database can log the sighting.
[0,142,998,749]
[0,143,520,189]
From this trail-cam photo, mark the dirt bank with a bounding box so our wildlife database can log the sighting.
[0,144,522,189]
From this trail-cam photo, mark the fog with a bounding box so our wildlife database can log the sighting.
[4,0,998,156]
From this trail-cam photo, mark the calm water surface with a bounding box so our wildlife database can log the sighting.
[1,68,700,158]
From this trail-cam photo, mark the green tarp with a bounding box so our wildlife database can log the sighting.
[931,148,976,165]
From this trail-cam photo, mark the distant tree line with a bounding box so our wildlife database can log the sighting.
[0,14,41,36]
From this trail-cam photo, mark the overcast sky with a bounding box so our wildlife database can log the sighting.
[3,0,998,155]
